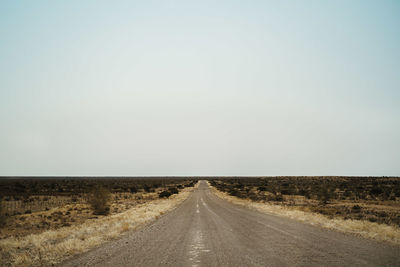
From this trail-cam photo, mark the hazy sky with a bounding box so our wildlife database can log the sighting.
[1,1,399,176]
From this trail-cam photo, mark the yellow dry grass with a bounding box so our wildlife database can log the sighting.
[0,185,197,267]
[209,183,400,245]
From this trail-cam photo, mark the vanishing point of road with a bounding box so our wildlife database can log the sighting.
[64,181,400,267]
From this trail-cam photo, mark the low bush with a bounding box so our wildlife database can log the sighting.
[129,186,137,193]
[274,194,284,202]
[87,187,110,215]
[318,186,332,205]
[169,187,179,195]
[186,181,196,187]
[159,190,172,198]
[0,197,6,227]
[143,185,151,193]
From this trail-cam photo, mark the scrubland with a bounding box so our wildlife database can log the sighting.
[209,177,400,244]
[0,177,197,266]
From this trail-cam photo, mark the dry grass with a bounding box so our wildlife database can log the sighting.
[209,182,400,245]
[0,184,197,267]
[0,190,182,239]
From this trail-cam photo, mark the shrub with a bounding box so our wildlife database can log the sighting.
[352,205,361,212]
[298,188,308,196]
[143,185,151,193]
[318,186,332,205]
[274,194,284,202]
[159,190,172,198]
[0,197,6,227]
[235,183,244,189]
[249,193,262,201]
[228,189,239,197]
[370,187,383,196]
[129,186,137,193]
[280,189,290,195]
[88,187,110,215]
[169,187,179,195]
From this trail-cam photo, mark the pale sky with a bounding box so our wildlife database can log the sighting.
[1,1,399,176]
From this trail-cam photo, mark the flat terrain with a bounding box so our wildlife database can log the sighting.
[210,177,400,226]
[64,181,400,267]
[0,178,195,238]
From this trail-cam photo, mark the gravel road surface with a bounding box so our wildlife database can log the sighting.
[63,180,400,267]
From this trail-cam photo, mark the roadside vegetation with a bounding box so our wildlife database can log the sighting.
[0,177,198,266]
[0,197,6,227]
[209,177,400,244]
[88,186,111,215]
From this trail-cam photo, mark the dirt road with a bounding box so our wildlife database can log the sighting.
[64,181,400,266]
